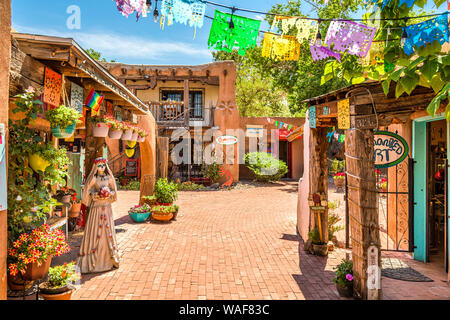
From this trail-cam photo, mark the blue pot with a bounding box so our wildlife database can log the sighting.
[129,212,150,223]
[52,122,76,139]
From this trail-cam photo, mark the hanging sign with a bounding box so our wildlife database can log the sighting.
[374,131,409,169]
[43,67,62,107]
[337,99,350,130]
[246,125,264,138]
[70,82,84,114]
[216,135,238,146]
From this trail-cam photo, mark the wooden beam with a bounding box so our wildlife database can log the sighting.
[345,128,381,300]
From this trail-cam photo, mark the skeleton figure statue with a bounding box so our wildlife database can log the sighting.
[76,158,120,274]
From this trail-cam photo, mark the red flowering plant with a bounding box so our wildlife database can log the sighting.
[333,172,346,180]
[104,116,123,131]
[7,224,70,276]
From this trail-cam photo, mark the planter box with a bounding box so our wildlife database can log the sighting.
[109,129,123,140]
[121,129,133,141]
[93,123,109,138]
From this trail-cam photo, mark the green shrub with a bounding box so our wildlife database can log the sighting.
[177,182,206,191]
[201,162,222,183]
[45,105,82,129]
[244,152,288,182]
[120,181,141,191]
[155,178,178,204]
[308,228,325,245]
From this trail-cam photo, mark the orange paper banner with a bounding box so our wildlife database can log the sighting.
[43,67,62,107]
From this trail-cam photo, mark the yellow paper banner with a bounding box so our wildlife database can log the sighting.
[338,99,351,130]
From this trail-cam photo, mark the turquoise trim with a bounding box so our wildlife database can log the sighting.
[413,120,427,262]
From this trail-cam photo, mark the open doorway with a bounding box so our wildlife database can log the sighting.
[427,120,448,271]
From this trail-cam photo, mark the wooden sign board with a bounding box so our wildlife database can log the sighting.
[125,159,139,177]
[246,125,264,138]
[351,114,378,130]
[374,131,409,169]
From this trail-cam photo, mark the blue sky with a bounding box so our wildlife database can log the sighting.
[12,0,447,66]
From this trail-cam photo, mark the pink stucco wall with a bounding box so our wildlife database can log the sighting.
[297,111,311,241]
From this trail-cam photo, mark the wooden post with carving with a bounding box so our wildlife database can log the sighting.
[345,128,382,300]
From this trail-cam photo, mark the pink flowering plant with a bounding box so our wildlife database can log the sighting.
[7,224,70,277]
[333,259,353,288]
[128,204,152,215]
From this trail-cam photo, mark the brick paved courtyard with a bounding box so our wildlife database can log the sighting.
[54,181,450,300]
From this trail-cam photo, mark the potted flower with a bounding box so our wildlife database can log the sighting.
[334,259,354,298]
[155,178,178,206]
[90,115,110,137]
[69,195,82,219]
[121,123,133,141]
[39,262,80,300]
[151,205,176,222]
[333,172,346,189]
[129,126,139,142]
[45,105,82,139]
[377,178,387,193]
[172,205,180,221]
[308,228,328,256]
[8,224,70,281]
[142,195,157,207]
[55,187,77,205]
[137,129,147,143]
[128,204,152,223]
[106,116,123,140]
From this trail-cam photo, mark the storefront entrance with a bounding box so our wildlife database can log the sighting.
[413,117,449,273]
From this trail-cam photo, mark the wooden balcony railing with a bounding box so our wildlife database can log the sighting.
[148,101,187,127]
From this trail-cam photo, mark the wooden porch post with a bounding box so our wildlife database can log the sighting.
[84,115,106,174]
[184,80,190,181]
[345,128,382,300]
[309,127,329,243]
[0,0,11,300]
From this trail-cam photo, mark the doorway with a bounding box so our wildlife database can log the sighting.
[427,120,448,271]
[279,141,292,179]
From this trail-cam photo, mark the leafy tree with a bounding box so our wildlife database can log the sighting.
[86,48,117,63]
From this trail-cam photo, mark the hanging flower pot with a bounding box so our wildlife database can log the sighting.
[127,141,137,149]
[93,122,109,138]
[125,148,135,158]
[130,132,139,141]
[29,153,50,173]
[137,135,146,143]
[108,129,123,140]
[121,129,133,141]
[51,121,76,139]
[21,256,53,281]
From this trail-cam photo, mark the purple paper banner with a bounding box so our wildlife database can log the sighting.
[310,43,342,62]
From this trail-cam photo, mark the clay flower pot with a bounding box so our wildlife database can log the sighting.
[93,123,109,138]
[334,178,345,189]
[39,283,74,300]
[312,244,328,256]
[22,256,53,281]
[69,202,82,218]
[152,211,173,222]
[7,273,34,292]
[29,154,50,173]
[108,129,123,140]
[130,132,139,142]
[121,129,133,141]
[336,284,353,298]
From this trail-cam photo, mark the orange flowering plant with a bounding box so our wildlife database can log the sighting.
[7,224,70,276]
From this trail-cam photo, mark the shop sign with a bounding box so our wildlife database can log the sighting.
[374,131,409,169]
[246,125,264,138]
[216,135,238,146]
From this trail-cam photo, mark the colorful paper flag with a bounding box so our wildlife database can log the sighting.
[85,89,104,116]
[337,99,350,130]
[309,107,317,129]
[262,33,301,61]
[43,67,62,107]
[310,43,341,62]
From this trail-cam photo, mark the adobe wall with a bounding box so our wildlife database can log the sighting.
[0,0,11,300]
[297,115,311,241]
[239,117,305,180]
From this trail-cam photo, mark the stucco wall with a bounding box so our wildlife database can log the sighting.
[0,0,11,300]
[239,117,305,180]
[298,115,310,241]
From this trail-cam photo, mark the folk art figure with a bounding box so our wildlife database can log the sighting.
[76,158,120,274]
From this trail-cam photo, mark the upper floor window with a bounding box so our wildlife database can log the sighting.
[161,90,204,120]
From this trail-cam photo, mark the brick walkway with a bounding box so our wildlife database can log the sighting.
[54,182,450,300]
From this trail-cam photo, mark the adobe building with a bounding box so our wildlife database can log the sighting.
[103,61,305,182]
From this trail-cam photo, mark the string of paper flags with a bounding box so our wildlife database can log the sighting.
[266,117,301,132]
[112,0,450,62]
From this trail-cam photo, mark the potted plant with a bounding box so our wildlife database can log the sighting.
[377,178,387,193]
[45,105,82,139]
[90,115,110,137]
[128,204,152,223]
[151,205,176,222]
[137,129,147,143]
[200,161,222,186]
[28,152,50,173]
[334,259,354,298]
[142,195,157,207]
[39,262,80,300]
[308,228,328,256]
[106,116,123,140]
[55,187,77,205]
[130,126,139,142]
[155,178,178,206]
[333,172,346,189]
[69,195,82,219]
[121,123,133,141]
[172,205,180,221]
[8,224,70,281]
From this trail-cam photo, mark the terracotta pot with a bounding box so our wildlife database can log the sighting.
[130,132,139,141]
[156,203,173,206]
[29,154,50,173]
[70,202,82,213]
[334,178,345,189]
[7,273,34,292]
[22,256,52,281]
[39,288,74,301]
[312,244,328,256]
[93,123,109,138]
[172,209,179,221]
[121,129,133,141]
[137,136,146,143]
[60,194,72,205]
[108,129,123,140]
[39,283,72,295]
[68,211,80,219]
[336,284,353,298]
[152,211,173,222]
